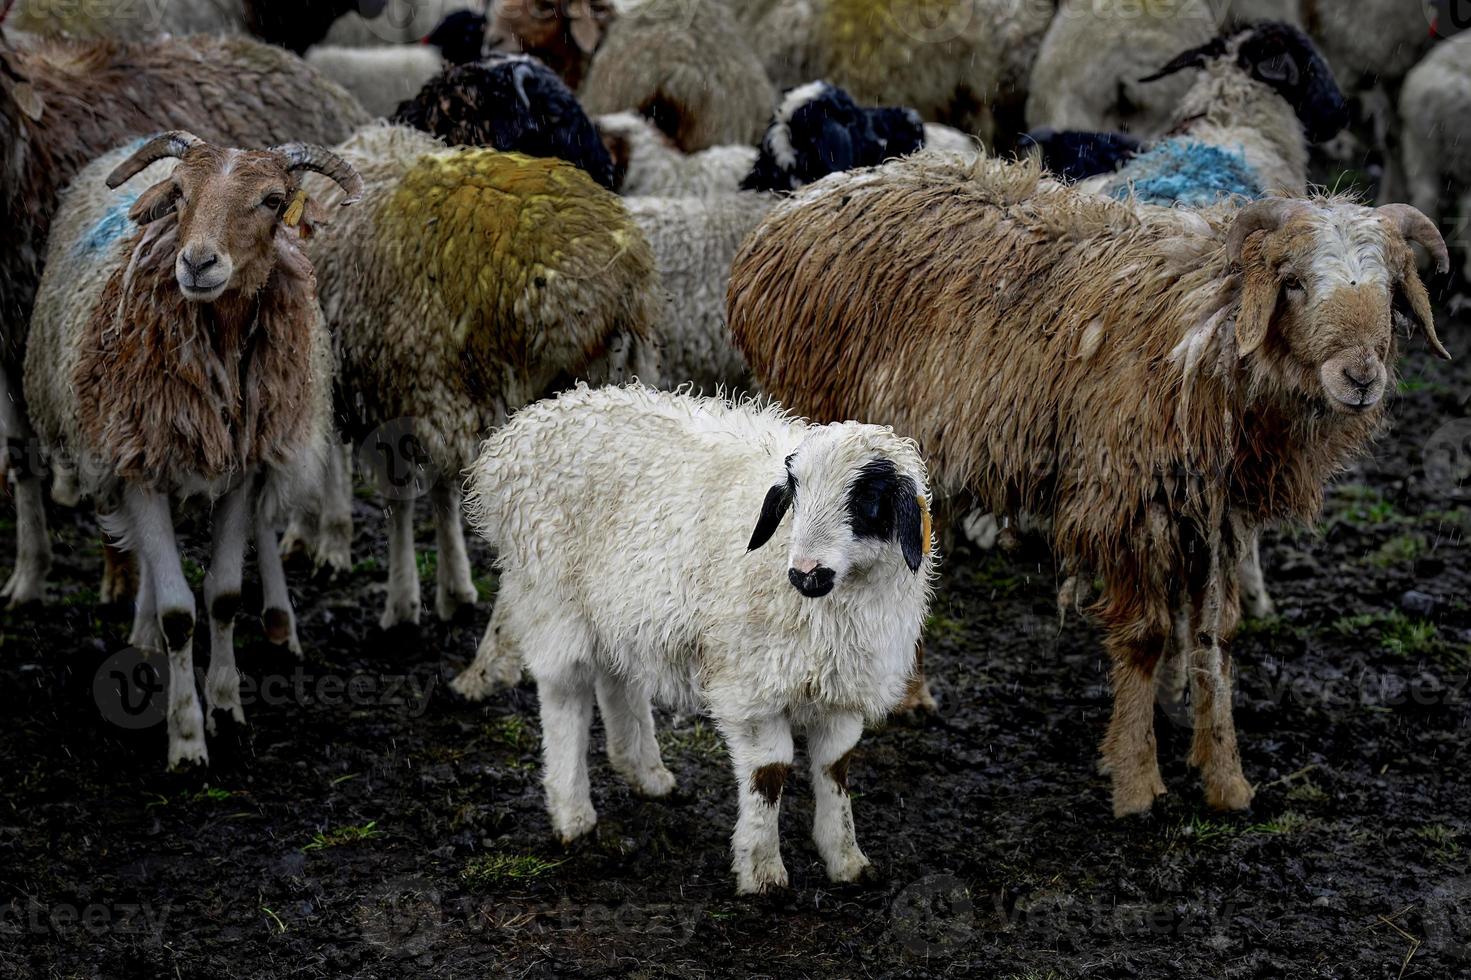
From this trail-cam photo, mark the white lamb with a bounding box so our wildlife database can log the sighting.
[454,384,935,894]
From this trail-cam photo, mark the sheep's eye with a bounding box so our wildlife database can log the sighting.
[1283,274,1304,294]
[857,491,881,522]
[261,194,284,212]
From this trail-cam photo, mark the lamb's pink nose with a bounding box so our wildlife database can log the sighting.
[792,558,819,574]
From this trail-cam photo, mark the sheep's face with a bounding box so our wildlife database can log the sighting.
[128,147,299,303]
[1232,202,1450,414]
[490,0,613,68]
[747,426,930,599]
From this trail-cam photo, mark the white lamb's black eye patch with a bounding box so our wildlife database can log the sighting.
[848,459,899,539]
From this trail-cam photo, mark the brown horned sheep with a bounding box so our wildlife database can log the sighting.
[727,154,1450,818]
[0,24,369,606]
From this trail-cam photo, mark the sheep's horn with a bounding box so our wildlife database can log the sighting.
[106,131,205,188]
[1378,203,1451,276]
[511,62,535,112]
[1225,197,1301,265]
[270,143,364,205]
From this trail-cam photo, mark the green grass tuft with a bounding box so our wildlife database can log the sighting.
[460,853,565,888]
[302,821,383,852]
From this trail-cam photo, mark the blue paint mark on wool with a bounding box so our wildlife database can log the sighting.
[1112,139,1263,207]
[75,192,140,257]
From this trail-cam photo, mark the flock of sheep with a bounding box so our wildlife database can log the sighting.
[0,0,1465,895]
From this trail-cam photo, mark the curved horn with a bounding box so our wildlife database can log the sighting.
[1378,202,1450,276]
[1225,197,1302,265]
[512,61,535,112]
[105,131,204,189]
[269,143,364,205]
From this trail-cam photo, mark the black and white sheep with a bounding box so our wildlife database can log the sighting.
[393,52,616,189]
[453,383,935,894]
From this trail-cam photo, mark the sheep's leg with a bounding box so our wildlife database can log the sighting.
[203,482,251,734]
[594,668,675,797]
[724,713,794,894]
[100,540,138,605]
[451,580,525,699]
[257,521,301,656]
[806,711,871,884]
[1186,575,1253,811]
[1237,530,1273,619]
[3,471,51,606]
[1400,123,1441,224]
[128,541,161,652]
[533,658,598,843]
[379,496,421,629]
[894,639,937,715]
[121,485,205,770]
[1100,630,1167,818]
[430,481,478,621]
[284,441,355,574]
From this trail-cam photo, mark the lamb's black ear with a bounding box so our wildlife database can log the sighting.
[747,484,792,551]
[741,144,791,192]
[894,481,925,573]
[1139,36,1228,82]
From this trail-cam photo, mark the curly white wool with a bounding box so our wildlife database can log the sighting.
[453,384,934,893]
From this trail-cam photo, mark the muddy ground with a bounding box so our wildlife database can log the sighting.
[2,309,1469,979]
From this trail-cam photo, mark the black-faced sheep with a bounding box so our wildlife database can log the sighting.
[578,0,775,152]
[0,26,368,606]
[741,81,925,193]
[392,52,616,188]
[728,155,1450,818]
[302,124,659,628]
[1088,21,1348,202]
[1020,128,1143,182]
[454,384,935,893]
[24,133,361,769]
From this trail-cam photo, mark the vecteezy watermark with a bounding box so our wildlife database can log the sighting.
[888,875,1237,957]
[0,898,169,940]
[357,417,439,503]
[93,649,438,730]
[355,877,703,955]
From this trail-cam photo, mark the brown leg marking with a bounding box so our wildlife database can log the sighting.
[827,748,856,795]
[750,763,791,807]
[895,639,938,715]
[1102,631,1168,818]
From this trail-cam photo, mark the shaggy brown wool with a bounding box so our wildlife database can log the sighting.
[74,219,323,489]
[728,154,1446,816]
[0,33,366,392]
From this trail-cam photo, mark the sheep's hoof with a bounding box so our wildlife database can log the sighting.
[435,586,478,624]
[553,805,598,844]
[1111,775,1167,818]
[622,763,677,799]
[167,735,209,772]
[2,567,46,607]
[379,600,421,631]
[825,851,875,886]
[890,673,938,722]
[736,861,790,897]
[1204,774,1255,812]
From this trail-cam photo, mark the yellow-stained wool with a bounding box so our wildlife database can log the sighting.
[309,128,660,478]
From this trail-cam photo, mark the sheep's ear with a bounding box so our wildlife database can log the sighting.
[1138,37,1226,83]
[741,149,791,192]
[128,179,180,225]
[1235,260,1280,358]
[746,484,792,552]
[281,190,327,239]
[894,487,928,573]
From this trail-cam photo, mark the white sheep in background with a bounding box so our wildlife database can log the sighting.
[24,132,361,769]
[1028,0,1219,138]
[596,111,758,197]
[624,194,774,392]
[1401,29,1471,279]
[453,384,935,894]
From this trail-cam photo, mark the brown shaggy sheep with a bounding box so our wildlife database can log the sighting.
[728,155,1449,817]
